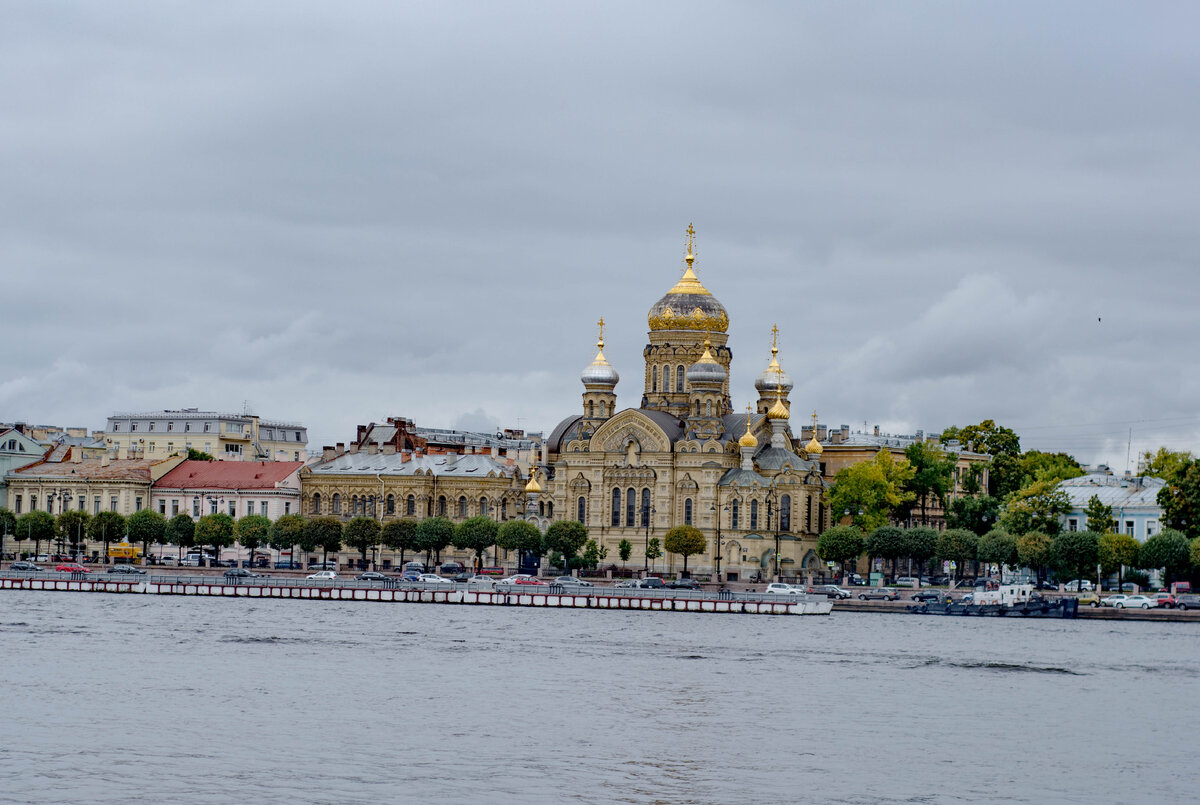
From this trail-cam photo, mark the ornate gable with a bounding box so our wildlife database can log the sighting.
[590,409,672,454]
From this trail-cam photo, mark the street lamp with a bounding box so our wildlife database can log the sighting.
[57,490,73,557]
[766,490,778,582]
[642,503,655,574]
[710,502,730,583]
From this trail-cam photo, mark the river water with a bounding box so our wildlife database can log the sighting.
[1,591,1197,804]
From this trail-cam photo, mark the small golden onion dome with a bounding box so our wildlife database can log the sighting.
[805,436,824,456]
[738,430,759,449]
[767,397,790,420]
[524,471,542,494]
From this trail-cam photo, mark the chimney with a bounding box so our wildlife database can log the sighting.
[381,444,396,455]
[401,449,411,462]
[817,424,828,441]
[1124,469,1132,480]
[72,447,83,464]
[841,425,849,441]
[322,446,337,461]
[101,452,110,467]
[117,444,128,461]
[873,424,880,436]
[367,442,379,455]
[348,442,359,454]
[444,453,458,467]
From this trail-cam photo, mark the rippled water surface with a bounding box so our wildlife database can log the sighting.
[2,592,1198,804]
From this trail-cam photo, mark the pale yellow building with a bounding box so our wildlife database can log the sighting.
[104,410,308,462]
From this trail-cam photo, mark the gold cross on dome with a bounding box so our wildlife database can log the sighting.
[811,410,819,430]
[682,222,697,273]
[770,323,779,353]
[597,317,606,342]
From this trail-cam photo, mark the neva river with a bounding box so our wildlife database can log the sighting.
[2,592,1197,804]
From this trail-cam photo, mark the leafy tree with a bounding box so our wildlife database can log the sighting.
[303,516,344,566]
[1081,495,1115,534]
[269,513,305,564]
[645,537,662,571]
[195,513,235,563]
[817,524,864,582]
[1158,457,1200,539]
[903,526,938,580]
[127,509,167,565]
[1137,529,1191,584]
[1051,529,1099,586]
[544,520,588,573]
[865,526,906,579]
[187,448,215,461]
[18,510,56,559]
[1018,451,1084,486]
[1098,532,1140,592]
[945,494,1002,536]
[999,479,1070,536]
[902,442,956,526]
[663,525,706,575]
[976,528,1018,577]
[295,519,321,566]
[56,510,90,556]
[414,516,454,564]
[453,516,498,571]
[828,451,915,531]
[582,539,602,569]
[165,513,195,561]
[940,420,1021,458]
[381,518,419,566]
[936,528,979,582]
[344,516,382,566]
[1016,531,1053,585]
[617,538,633,566]
[1140,447,1193,481]
[87,511,126,563]
[0,508,16,556]
[496,520,542,567]
[1190,537,1200,571]
[235,514,272,564]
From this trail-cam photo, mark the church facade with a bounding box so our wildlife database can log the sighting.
[538,226,830,581]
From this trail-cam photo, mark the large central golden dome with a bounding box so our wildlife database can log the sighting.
[647,226,728,333]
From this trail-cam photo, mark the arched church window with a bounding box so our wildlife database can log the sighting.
[641,488,650,526]
[480,497,489,517]
[588,401,594,418]
[695,400,700,417]
[406,494,415,516]
[539,500,545,517]
[612,488,621,526]
[351,495,358,514]
[684,498,693,525]
[546,501,553,518]
[386,494,395,515]
[750,499,759,530]
[652,366,658,392]
[626,487,635,527]
[312,493,321,514]
[367,495,375,516]
[437,496,446,516]
[705,400,712,417]
[731,499,739,529]
[676,365,684,392]
[458,496,467,518]
[501,500,507,520]
[577,496,586,523]
[332,494,341,515]
[780,495,791,531]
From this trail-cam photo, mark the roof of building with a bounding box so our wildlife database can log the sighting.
[753,445,814,473]
[155,460,305,490]
[816,429,990,458]
[108,410,306,428]
[308,452,516,479]
[719,467,769,487]
[6,456,162,482]
[1059,472,1164,511]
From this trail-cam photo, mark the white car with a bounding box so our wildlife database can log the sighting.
[764,583,800,595]
[306,570,338,580]
[1117,595,1155,610]
[1064,579,1094,592]
[1101,594,1127,607]
[417,573,454,585]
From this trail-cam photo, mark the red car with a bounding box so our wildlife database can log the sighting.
[497,574,547,588]
[56,563,90,573]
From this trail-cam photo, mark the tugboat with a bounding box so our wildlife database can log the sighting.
[907,581,1079,619]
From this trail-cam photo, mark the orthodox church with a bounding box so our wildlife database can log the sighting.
[538,226,830,581]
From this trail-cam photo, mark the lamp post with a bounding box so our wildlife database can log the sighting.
[642,503,655,574]
[710,502,729,583]
[57,490,72,558]
[766,490,779,582]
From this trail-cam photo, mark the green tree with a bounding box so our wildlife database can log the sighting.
[127,509,167,565]
[0,508,16,557]
[235,514,272,564]
[945,494,1002,536]
[1051,529,1099,586]
[935,528,979,583]
[903,526,938,580]
[617,538,634,567]
[1016,531,1053,586]
[87,510,126,563]
[187,448,215,461]
[344,516,382,566]
[1017,451,1084,486]
[195,513,235,563]
[1190,537,1200,571]
[496,520,542,568]
[381,518,419,566]
[56,509,90,557]
[817,524,864,582]
[269,513,305,565]
[865,526,906,580]
[1140,447,1193,481]
[663,524,707,575]
[828,451,915,531]
[1081,495,1115,534]
[940,420,1021,458]
[1158,457,1200,539]
[582,539,602,569]
[165,513,195,561]
[976,528,1018,578]
[999,479,1071,536]
[645,537,662,572]
[414,516,454,565]
[453,516,498,571]
[1137,528,1191,584]
[902,442,956,526]
[544,520,589,573]
[18,510,56,559]
[1098,531,1139,592]
[303,516,344,566]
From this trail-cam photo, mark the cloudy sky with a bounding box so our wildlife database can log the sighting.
[3,2,1198,470]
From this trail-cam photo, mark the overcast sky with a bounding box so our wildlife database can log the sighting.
[3,2,1198,470]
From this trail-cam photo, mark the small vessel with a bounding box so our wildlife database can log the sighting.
[907,582,1079,618]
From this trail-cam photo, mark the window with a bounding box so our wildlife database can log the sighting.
[676,365,684,392]
[148,422,155,432]
[731,499,739,529]
[225,443,242,455]
[1068,519,1078,532]
[284,502,291,515]
[113,424,120,432]
[652,366,658,392]
[501,500,507,520]
[78,497,85,511]
[159,500,167,515]
[247,501,255,516]
[577,496,586,522]
[1125,521,1134,536]
[260,501,268,516]
[387,494,395,515]
[204,423,211,432]
[332,493,341,514]
[684,498,693,525]
[546,502,553,518]
[135,497,143,512]
[295,431,301,441]
[167,442,173,454]
[13,495,20,514]
[458,496,467,518]
[110,496,118,512]
[148,442,156,454]
[94,497,101,515]
[312,493,321,514]
[172,500,179,516]
[780,495,791,531]
[611,488,621,526]
[167,422,174,432]
[185,423,191,432]
[294,452,300,461]
[131,423,137,432]
[209,499,218,515]
[626,487,636,527]
[705,400,712,417]
[227,501,236,517]
[480,497,489,517]
[192,499,200,517]
[641,488,650,527]
[806,496,812,531]
[351,495,358,514]
[437,496,446,516]
[30,495,37,511]
[406,495,415,516]
[750,500,759,530]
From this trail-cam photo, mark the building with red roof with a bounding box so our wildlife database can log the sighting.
[152,460,304,521]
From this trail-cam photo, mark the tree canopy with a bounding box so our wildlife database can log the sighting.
[453,516,499,569]
[87,510,126,546]
[617,537,633,565]
[269,513,305,552]
[0,507,16,538]
[235,514,272,557]
[902,442,956,525]
[1140,447,1193,481]
[127,509,167,559]
[303,516,344,562]
[544,520,589,570]
[1157,457,1200,539]
[865,526,906,562]
[817,525,863,572]
[1081,494,1115,534]
[496,519,542,559]
[165,513,195,550]
[56,510,90,549]
[1000,479,1071,536]
[381,518,419,563]
[1051,529,1099,583]
[976,528,1018,573]
[828,451,915,531]
[187,448,215,461]
[936,529,979,577]
[344,516,382,562]
[663,525,707,573]
[945,494,1001,536]
[414,516,454,562]
[940,420,1021,458]
[1137,528,1191,582]
[1015,531,1053,582]
[1098,531,1139,576]
[17,510,56,548]
[195,513,235,554]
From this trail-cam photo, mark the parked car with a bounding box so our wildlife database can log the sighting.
[356,571,389,581]
[911,590,945,603]
[403,561,426,573]
[668,578,701,590]
[614,579,641,588]
[107,565,146,575]
[306,570,338,580]
[398,571,422,582]
[858,588,899,601]
[1101,594,1128,607]
[1117,595,1155,609]
[764,583,801,595]
[224,568,260,579]
[418,573,454,585]
[806,584,851,599]
[10,561,42,572]
[1037,580,1059,590]
[637,577,666,589]
[1120,582,1139,592]
[1150,593,1175,608]
[439,562,465,574]
[1174,594,1200,611]
[274,560,303,570]
[845,573,866,585]
[552,576,595,588]
[1076,592,1101,607]
[309,561,338,571]
[894,576,919,588]
[1063,579,1093,592]
[55,563,90,573]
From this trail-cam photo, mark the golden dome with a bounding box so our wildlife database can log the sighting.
[647,225,729,333]
[804,436,824,456]
[738,410,759,448]
[767,396,790,420]
[524,471,542,494]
